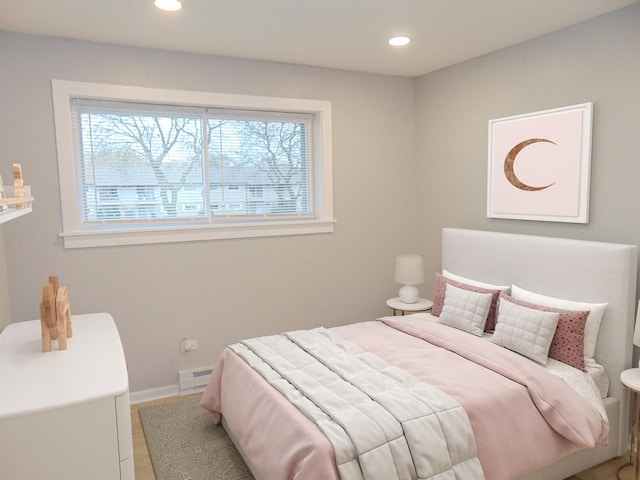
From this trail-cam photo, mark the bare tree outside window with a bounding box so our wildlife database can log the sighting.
[208,119,309,217]
[74,101,312,225]
[239,121,308,214]
[79,110,204,220]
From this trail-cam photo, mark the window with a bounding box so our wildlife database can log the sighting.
[52,80,334,248]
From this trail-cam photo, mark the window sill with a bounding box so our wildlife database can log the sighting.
[59,218,336,248]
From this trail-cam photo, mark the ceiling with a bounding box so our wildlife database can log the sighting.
[1,0,637,77]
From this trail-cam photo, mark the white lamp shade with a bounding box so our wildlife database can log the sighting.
[394,254,424,286]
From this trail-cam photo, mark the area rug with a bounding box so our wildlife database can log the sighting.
[139,395,254,480]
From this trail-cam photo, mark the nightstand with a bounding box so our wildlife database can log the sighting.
[618,368,640,480]
[386,297,433,316]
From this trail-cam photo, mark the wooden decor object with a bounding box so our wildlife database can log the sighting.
[39,275,73,352]
[12,164,26,209]
[0,163,34,216]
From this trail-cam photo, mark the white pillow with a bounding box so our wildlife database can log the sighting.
[510,285,607,361]
[443,269,510,292]
[491,296,560,365]
[438,283,493,336]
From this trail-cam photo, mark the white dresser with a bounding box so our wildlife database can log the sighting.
[0,312,134,480]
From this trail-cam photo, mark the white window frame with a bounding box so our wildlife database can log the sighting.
[51,80,334,248]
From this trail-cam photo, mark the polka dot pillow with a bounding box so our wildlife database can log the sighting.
[497,293,589,371]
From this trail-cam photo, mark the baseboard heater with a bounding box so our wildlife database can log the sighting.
[178,365,214,395]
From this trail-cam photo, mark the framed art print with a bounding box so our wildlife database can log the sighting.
[487,102,592,223]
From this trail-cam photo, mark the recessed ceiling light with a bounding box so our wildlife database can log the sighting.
[388,36,411,47]
[154,0,182,11]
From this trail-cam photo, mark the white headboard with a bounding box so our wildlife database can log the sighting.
[442,228,637,455]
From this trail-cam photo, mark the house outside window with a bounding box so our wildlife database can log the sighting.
[51,80,334,248]
[96,186,120,220]
[136,186,157,218]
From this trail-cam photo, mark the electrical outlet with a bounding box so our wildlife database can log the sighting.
[181,338,198,352]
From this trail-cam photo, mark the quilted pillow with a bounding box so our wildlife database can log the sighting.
[432,272,505,332]
[510,285,607,363]
[491,295,560,365]
[438,283,493,336]
[501,293,589,371]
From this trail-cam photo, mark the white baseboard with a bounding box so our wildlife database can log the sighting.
[130,384,179,405]
[130,375,211,405]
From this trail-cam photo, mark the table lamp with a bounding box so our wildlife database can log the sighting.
[394,254,424,304]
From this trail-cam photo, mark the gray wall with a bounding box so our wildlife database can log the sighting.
[415,4,640,300]
[1,3,638,394]
[0,228,10,331]
[0,31,416,392]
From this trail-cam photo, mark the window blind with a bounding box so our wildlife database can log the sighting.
[70,99,314,230]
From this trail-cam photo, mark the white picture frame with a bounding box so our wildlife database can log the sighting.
[487,102,592,223]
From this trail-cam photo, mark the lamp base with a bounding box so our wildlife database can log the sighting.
[398,285,419,304]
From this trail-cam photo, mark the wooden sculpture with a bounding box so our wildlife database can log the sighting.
[12,164,26,209]
[39,275,73,352]
[0,163,33,212]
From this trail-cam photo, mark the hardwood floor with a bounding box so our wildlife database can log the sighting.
[130,395,629,480]
[577,456,632,480]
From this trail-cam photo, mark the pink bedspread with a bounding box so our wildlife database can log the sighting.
[201,317,608,480]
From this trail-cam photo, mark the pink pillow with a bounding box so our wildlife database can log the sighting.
[498,293,589,371]
[432,273,503,332]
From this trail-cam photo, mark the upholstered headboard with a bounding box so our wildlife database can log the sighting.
[442,228,637,458]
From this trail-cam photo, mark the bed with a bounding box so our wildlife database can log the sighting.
[201,228,638,480]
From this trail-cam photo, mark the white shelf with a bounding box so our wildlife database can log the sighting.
[0,185,32,225]
[0,205,32,224]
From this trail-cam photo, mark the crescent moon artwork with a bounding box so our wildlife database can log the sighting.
[503,138,556,191]
[487,102,592,223]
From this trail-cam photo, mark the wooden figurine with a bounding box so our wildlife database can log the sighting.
[12,164,26,209]
[39,275,72,352]
[40,283,57,352]
[0,163,33,211]
[56,285,72,344]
